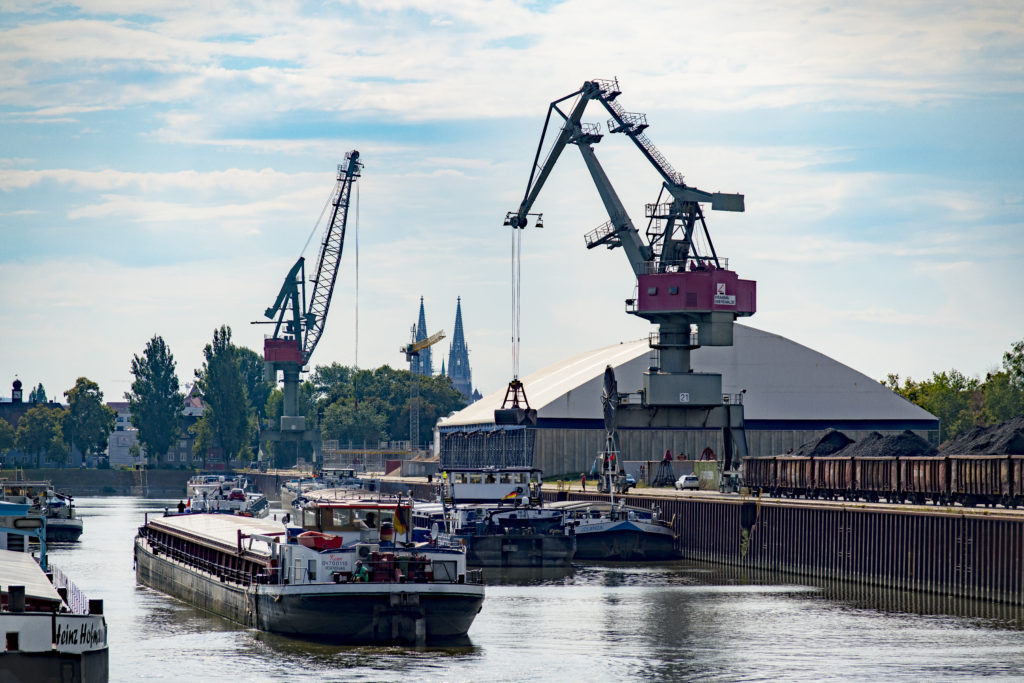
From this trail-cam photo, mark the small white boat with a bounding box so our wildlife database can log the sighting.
[182,474,269,518]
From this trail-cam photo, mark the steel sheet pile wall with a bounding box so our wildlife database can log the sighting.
[541,491,1024,605]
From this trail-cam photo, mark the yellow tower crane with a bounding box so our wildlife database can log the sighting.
[401,329,445,452]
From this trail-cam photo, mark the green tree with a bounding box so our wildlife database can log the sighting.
[237,345,274,419]
[1003,339,1024,389]
[409,372,466,441]
[194,325,249,464]
[322,398,389,446]
[190,416,213,464]
[28,383,47,403]
[236,345,274,459]
[309,363,466,448]
[64,377,116,466]
[311,362,354,404]
[16,405,67,468]
[980,371,1024,424]
[0,418,15,456]
[127,335,184,466]
[885,370,978,441]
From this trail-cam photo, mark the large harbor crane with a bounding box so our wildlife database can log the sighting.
[506,80,756,471]
[259,151,362,465]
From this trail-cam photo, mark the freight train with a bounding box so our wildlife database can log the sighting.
[742,454,1024,508]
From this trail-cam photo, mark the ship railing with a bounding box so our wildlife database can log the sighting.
[50,563,90,614]
[643,257,730,274]
[140,526,256,587]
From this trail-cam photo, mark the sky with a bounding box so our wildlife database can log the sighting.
[1,0,1023,407]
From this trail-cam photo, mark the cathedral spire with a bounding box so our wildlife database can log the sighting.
[448,297,473,401]
[412,296,433,376]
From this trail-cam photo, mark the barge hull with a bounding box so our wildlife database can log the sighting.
[47,519,84,542]
[572,529,678,561]
[257,589,482,641]
[464,534,575,567]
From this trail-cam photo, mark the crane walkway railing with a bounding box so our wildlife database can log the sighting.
[641,258,730,275]
[584,220,619,248]
[596,86,685,186]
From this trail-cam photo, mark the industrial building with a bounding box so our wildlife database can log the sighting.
[437,324,939,476]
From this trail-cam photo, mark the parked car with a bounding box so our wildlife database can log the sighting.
[675,474,699,490]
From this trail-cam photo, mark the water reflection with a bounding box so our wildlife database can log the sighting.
[39,497,1024,681]
[689,562,1024,630]
[482,565,576,585]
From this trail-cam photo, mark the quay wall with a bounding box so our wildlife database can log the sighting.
[399,480,1024,606]
[3,468,192,497]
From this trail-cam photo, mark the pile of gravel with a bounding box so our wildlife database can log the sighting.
[792,429,854,456]
[939,416,1024,455]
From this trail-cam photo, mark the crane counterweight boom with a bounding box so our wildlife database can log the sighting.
[503,79,756,472]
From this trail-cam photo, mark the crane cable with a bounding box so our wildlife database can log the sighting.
[301,180,336,257]
[354,182,360,369]
[511,222,523,379]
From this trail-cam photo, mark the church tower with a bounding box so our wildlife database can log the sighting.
[447,297,474,401]
[411,297,433,376]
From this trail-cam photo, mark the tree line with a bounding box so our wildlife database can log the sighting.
[0,378,117,468]
[885,339,1024,442]
[1,325,465,469]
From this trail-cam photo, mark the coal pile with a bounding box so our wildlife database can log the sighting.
[792,429,854,456]
[838,430,938,458]
[785,429,937,458]
[939,417,1024,455]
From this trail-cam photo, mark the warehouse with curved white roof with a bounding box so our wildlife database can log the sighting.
[437,324,938,475]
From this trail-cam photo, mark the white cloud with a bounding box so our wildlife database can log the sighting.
[1,0,1022,407]
[2,0,1021,137]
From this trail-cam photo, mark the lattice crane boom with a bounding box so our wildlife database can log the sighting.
[303,150,362,364]
[257,152,362,468]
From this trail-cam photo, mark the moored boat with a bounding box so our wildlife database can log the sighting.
[279,477,325,510]
[184,473,269,518]
[560,443,679,561]
[550,500,678,561]
[1,501,108,681]
[427,467,575,567]
[1,480,84,542]
[135,498,484,644]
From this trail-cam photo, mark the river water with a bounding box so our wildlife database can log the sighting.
[43,497,1024,682]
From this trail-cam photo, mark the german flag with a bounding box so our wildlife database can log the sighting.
[393,505,409,534]
[502,487,522,501]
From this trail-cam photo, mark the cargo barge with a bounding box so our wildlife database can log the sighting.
[134,499,484,644]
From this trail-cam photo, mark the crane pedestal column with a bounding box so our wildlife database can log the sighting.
[615,402,748,471]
